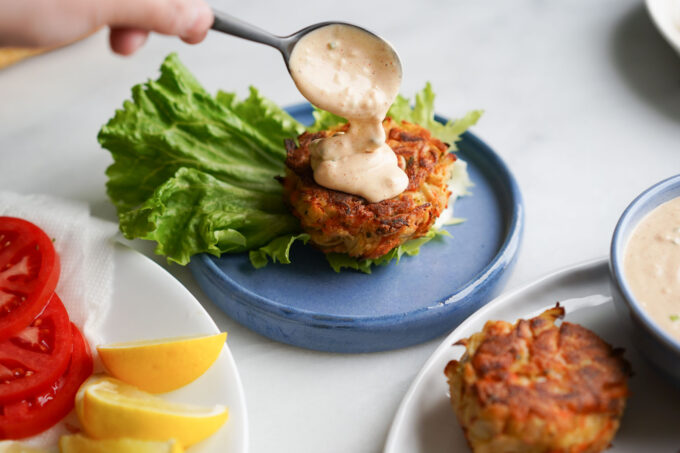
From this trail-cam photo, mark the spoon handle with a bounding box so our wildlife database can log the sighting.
[211,10,286,54]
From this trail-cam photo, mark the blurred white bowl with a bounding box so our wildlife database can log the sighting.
[647,0,680,55]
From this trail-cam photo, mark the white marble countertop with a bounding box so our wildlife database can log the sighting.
[2,1,680,451]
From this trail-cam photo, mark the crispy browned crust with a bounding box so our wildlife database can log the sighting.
[281,118,455,259]
[444,305,631,453]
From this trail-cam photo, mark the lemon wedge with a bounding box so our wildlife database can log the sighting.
[97,332,226,393]
[77,376,228,448]
[59,435,183,453]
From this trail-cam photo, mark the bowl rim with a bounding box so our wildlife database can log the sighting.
[610,173,680,353]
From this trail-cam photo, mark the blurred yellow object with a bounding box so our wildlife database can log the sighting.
[97,332,226,393]
[0,31,97,69]
[0,441,50,453]
[0,48,47,69]
[59,434,183,453]
[77,376,228,448]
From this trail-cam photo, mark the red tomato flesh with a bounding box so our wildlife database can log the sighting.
[0,323,92,439]
[0,293,73,404]
[0,217,60,341]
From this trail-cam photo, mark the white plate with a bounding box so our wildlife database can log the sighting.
[384,258,680,453]
[647,0,680,55]
[102,244,248,453]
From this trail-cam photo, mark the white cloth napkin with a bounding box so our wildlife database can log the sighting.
[0,192,118,450]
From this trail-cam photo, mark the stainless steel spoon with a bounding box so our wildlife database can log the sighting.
[210,9,402,75]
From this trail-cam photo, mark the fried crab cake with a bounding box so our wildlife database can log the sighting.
[444,305,631,453]
[281,117,456,259]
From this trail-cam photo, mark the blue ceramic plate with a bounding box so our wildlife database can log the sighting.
[189,104,523,353]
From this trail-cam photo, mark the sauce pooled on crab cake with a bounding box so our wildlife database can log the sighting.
[282,119,456,259]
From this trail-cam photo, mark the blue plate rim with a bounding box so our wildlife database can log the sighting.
[193,103,524,328]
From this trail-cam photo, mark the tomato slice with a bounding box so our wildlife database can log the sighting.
[0,323,92,440]
[0,217,60,341]
[0,293,73,404]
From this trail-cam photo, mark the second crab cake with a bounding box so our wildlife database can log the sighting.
[281,118,459,260]
[444,305,631,453]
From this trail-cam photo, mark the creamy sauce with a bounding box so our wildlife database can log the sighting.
[288,24,408,203]
[624,197,680,341]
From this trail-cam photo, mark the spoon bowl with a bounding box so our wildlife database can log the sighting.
[210,10,402,78]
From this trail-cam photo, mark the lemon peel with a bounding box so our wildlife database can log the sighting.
[76,376,228,448]
[97,333,226,393]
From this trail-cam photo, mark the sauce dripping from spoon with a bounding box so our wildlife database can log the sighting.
[288,24,408,203]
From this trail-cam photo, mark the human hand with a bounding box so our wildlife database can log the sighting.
[0,0,214,55]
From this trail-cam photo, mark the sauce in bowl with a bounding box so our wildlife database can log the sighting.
[624,196,680,341]
[288,24,407,203]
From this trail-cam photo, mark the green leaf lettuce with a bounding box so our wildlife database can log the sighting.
[387,82,483,147]
[249,233,310,268]
[100,53,303,264]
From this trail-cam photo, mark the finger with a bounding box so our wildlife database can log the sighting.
[101,0,213,40]
[181,5,213,44]
[109,28,149,56]
[181,27,208,45]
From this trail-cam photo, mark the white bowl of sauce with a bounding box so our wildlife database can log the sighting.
[610,174,680,383]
